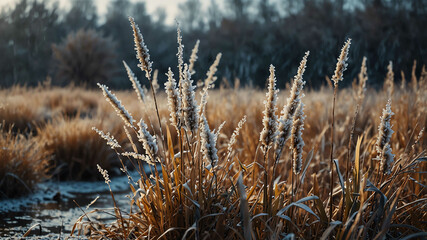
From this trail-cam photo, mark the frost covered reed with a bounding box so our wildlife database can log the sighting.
[290,103,305,175]
[188,40,200,75]
[275,52,308,160]
[129,16,152,79]
[97,164,110,185]
[200,114,219,166]
[97,83,135,128]
[137,119,159,162]
[165,68,181,130]
[259,65,278,150]
[332,39,351,86]
[123,61,145,104]
[176,22,184,84]
[204,53,222,88]
[122,152,155,165]
[199,53,222,116]
[226,115,247,159]
[376,100,395,175]
[329,39,351,221]
[92,127,121,149]
[182,64,199,133]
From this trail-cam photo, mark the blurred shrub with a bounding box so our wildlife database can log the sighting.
[51,29,117,87]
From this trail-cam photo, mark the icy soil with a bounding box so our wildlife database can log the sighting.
[0,171,142,239]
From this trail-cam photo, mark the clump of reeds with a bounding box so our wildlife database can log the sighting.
[71,18,426,240]
[36,116,121,180]
[0,125,51,198]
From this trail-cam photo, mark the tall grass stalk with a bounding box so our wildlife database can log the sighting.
[329,39,351,221]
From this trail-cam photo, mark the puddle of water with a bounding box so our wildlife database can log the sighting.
[0,171,141,239]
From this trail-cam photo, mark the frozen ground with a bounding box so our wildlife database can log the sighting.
[0,171,142,239]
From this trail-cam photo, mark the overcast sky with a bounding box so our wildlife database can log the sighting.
[0,0,208,25]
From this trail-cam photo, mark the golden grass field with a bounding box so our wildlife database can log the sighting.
[1,19,426,239]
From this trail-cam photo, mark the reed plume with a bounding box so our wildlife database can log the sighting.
[123,61,145,104]
[290,102,305,175]
[384,61,394,97]
[356,56,368,102]
[165,68,181,131]
[275,52,309,160]
[92,127,121,149]
[259,64,278,150]
[176,22,184,84]
[97,83,135,128]
[137,119,159,162]
[97,164,111,185]
[199,53,222,115]
[182,64,199,133]
[200,114,219,166]
[129,17,152,79]
[122,152,156,165]
[204,53,222,88]
[189,40,200,75]
[376,99,395,175]
[226,115,247,160]
[332,39,351,86]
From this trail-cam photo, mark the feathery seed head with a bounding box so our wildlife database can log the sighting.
[122,152,156,165]
[356,57,368,102]
[332,39,351,86]
[97,164,110,185]
[227,115,247,159]
[92,127,121,149]
[176,22,184,84]
[290,102,305,175]
[260,64,279,150]
[97,83,135,128]
[385,61,394,96]
[188,40,200,75]
[165,68,182,130]
[182,64,199,133]
[376,99,395,175]
[204,53,222,89]
[275,52,308,160]
[137,119,158,162]
[123,61,145,103]
[200,114,218,166]
[129,16,152,79]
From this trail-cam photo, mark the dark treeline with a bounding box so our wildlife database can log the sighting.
[0,0,426,89]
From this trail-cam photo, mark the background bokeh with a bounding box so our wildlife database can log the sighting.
[0,0,425,89]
